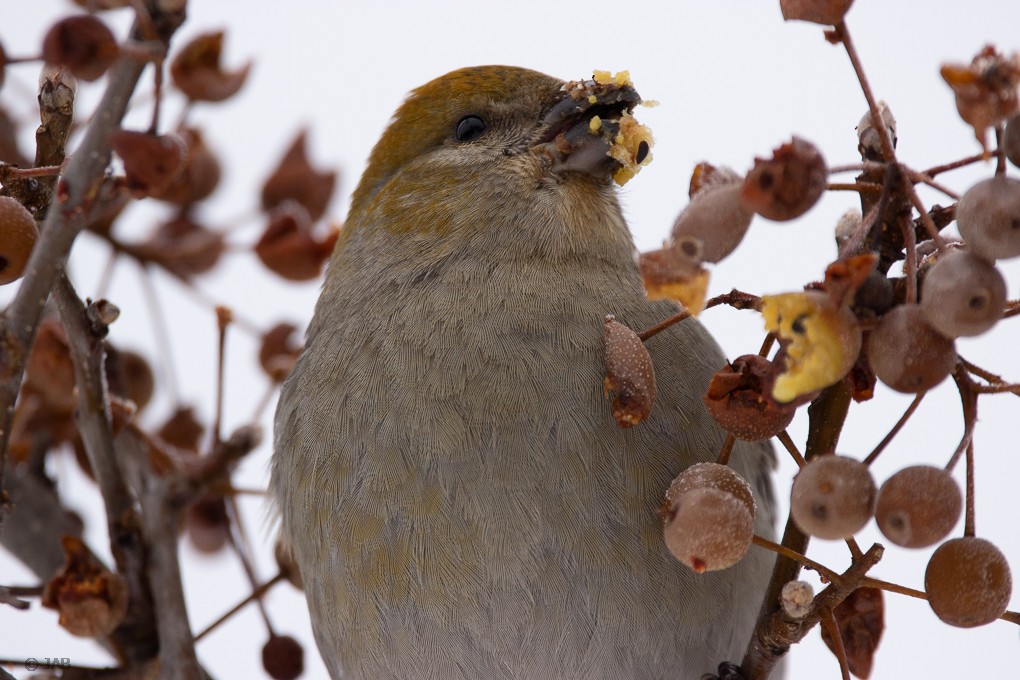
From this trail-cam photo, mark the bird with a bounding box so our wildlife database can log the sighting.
[271,65,777,680]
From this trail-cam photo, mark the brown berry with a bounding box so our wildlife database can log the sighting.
[42,15,119,82]
[925,537,1012,627]
[671,172,752,263]
[867,304,957,393]
[134,214,226,279]
[170,31,251,102]
[740,136,827,221]
[703,354,796,441]
[664,462,755,517]
[185,494,230,554]
[151,127,222,205]
[260,322,303,382]
[255,203,340,281]
[956,176,1020,261]
[602,315,656,428]
[110,129,188,197]
[638,242,709,314]
[875,466,961,549]
[262,634,305,680]
[261,129,338,222]
[941,46,1020,148]
[790,454,876,540]
[664,487,753,573]
[780,0,854,25]
[0,196,38,284]
[921,249,1005,337]
[42,536,128,638]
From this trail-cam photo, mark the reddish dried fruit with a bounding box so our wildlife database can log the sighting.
[134,214,226,279]
[151,127,222,204]
[170,31,251,102]
[664,462,756,516]
[260,322,303,382]
[664,487,754,573]
[42,536,128,638]
[158,405,205,453]
[262,634,305,680]
[867,304,956,393]
[780,0,854,25]
[791,454,876,540]
[638,242,709,314]
[741,137,827,221]
[819,586,884,680]
[0,196,38,284]
[925,537,1012,627]
[186,494,230,554]
[921,249,1005,337]
[104,347,155,412]
[602,315,656,427]
[875,466,961,549]
[703,354,796,441]
[24,317,76,413]
[254,203,339,281]
[955,176,1020,261]
[671,173,752,263]
[261,129,337,222]
[941,46,1020,148]
[42,15,119,82]
[110,130,188,197]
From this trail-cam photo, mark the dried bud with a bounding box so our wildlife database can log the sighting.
[262,634,305,680]
[110,130,188,197]
[602,315,656,428]
[780,0,854,25]
[741,137,827,221]
[856,102,897,160]
[260,322,303,382]
[638,242,709,314]
[261,130,337,221]
[42,15,119,82]
[42,536,128,638]
[170,31,251,102]
[0,196,39,284]
[135,214,226,279]
[672,172,753,262]
[255,203,339,281]
[780,580,815,619]
[186,494,230,554]
[703,354,797,441]
[151,127,222,204]
[941,45,1020,149]
[761,290,862,403]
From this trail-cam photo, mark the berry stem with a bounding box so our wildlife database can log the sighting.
[819,608,852,680]
[964,442,976,538]
[715,433,736,466]
[922,152,987,178]
[945,370,978,472]
[995,125,1007,177]
[751,534,841,583]
[827,181,882,194]
[192,571,285,643]
[776,430,807,468]
[637,308,690,341]
[863,391,926,466]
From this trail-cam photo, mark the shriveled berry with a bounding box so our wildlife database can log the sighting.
[702,354,796,441]
[671,173,752,262]
[638,241,709,314]
[664,462,755,517]
[780,0,854,25]
[664,487,753,573]
[110,130,188,197]
[0,196,38,284]
[602,315,656,428]
[921,249,1005,337]
[867,304,956,393]
[255,203,339,281]
[170,31,251,102]
[151,127,222,205]
[956,176,1020,260]
[876,466,961,549]
[791,454,876,540]
[42,15,119,82]
[925,537,1012,627]
[261,129,337,222]
[740,136,827,221]
[185,494,230,554]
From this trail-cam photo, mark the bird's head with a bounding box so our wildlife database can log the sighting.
[346,65,653,240]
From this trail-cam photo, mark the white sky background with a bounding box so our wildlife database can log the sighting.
[2,1,1020,678]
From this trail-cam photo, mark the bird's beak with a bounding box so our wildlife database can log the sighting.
[535,73,652,182]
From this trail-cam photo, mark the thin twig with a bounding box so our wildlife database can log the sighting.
[193,572,285,643]
[820,608,852,680]
[638,309,690,341]
[863,391,925,466]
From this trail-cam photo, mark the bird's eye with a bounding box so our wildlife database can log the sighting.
[455,115,486,142]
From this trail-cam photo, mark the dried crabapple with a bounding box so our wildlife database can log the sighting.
[0,196,38,284]
[925,537,1012,628]
[740,136,827,221]
[186,494,230,554]
[671,171,752,262]
[263,634,305,680]
[955,176,1020,261]
[920,249,1005,337]
[170,31,251,102]
[702,354,796,441]
[42,536,128,638]
[866,304,956,393]
[260,322,303,382]
[761,290,862,403]
[941,46,1020,148]
[875,465,961,549]
[663,487,753,573]
[134,214,226,279]
[42,15,119,82]
[664,461,755,517]
[780,0,854,25]
[790,454,876,540]
[638,240,709,314]
[261,129,337,221]
[110,129,188,197]
[151,127,222,204]
[602,315,656,427]
[254,202,339,281]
